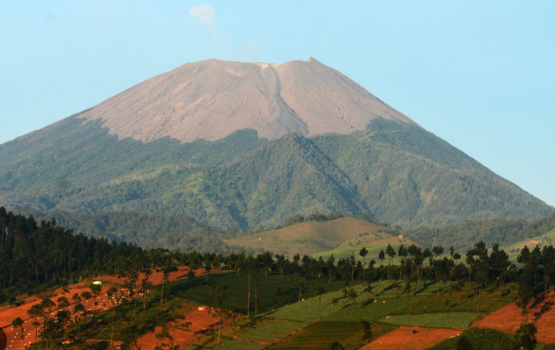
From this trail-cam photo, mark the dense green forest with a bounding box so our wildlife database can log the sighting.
[0,207,151,296]
[406,212,555,251]
[12,206,227,252]
[0,116,551,232]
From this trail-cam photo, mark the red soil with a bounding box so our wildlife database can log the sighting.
[360,326,461,350]
[135,307,236,349]
[472,290,555,344]
[0,266,224,349]
[511,240,543,252]
[0,283,119,350]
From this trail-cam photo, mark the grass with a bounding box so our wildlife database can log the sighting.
[224,217,399,258]
[379,312,479,329]
[236,319,306,344]
[169,271,346,315]
[212,339,266,350]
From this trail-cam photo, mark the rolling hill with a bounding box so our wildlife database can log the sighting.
[225,216,417,259]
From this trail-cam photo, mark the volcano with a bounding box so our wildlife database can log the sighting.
[0,58,551,240]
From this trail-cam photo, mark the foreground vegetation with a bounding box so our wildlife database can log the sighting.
[3,210,555,349]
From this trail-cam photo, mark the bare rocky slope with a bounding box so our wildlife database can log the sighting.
[80,58,414,143]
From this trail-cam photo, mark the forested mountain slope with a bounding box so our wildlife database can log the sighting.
[0,59,552,235]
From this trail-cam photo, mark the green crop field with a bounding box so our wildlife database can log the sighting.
[268,321,398,350]
[379,312,479,329]
[169,272,346,315]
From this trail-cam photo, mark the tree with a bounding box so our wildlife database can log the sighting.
[332,297,339,312]
[398,244,408,280]
[432,245,444,295]
[385,244,396,281]
[81,291,92,306]
[41,298,55,313]
[245,254,256,318]
[160,265,173,304]
[155,325,173,349]
[359,247,368,279]
[213,286,228,344]
[56,310,71,327]
[360,320,372,340]
[261,251,273,277]
[516,322,537,350]
[72,293,81,304]
[57,296,70,309]
[326,255,336,284]
[11,317,23,328]
[349,253,356,283]
[187,268,195,291]
[541,245,555,299]
[141,267,153,311]
[106,287,119,348]
[90,284,102,316]
[27,304,43,344]
[518,262,535,320]
[73,302,85,315]
[489,244,510,291]
[298,278,306,302]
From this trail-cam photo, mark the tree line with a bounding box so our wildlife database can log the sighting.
[2,207,554,313]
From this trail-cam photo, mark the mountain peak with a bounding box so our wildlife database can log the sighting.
[80,58,416,143]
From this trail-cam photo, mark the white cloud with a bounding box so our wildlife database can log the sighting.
[189,4,215,34]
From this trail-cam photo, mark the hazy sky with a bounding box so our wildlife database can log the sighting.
[1,1,554,207]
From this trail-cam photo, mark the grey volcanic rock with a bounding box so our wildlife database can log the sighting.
[81,58,415,143]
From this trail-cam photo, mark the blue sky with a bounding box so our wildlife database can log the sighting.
[1,1,554,207]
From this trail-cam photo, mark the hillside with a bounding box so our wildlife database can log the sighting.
[12,206,227,252]
[406,211,555,251]
[0,58,552,236]
[225,217,417,258]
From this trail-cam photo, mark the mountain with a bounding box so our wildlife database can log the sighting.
[0,58,552,242]
[78,57,414,143]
